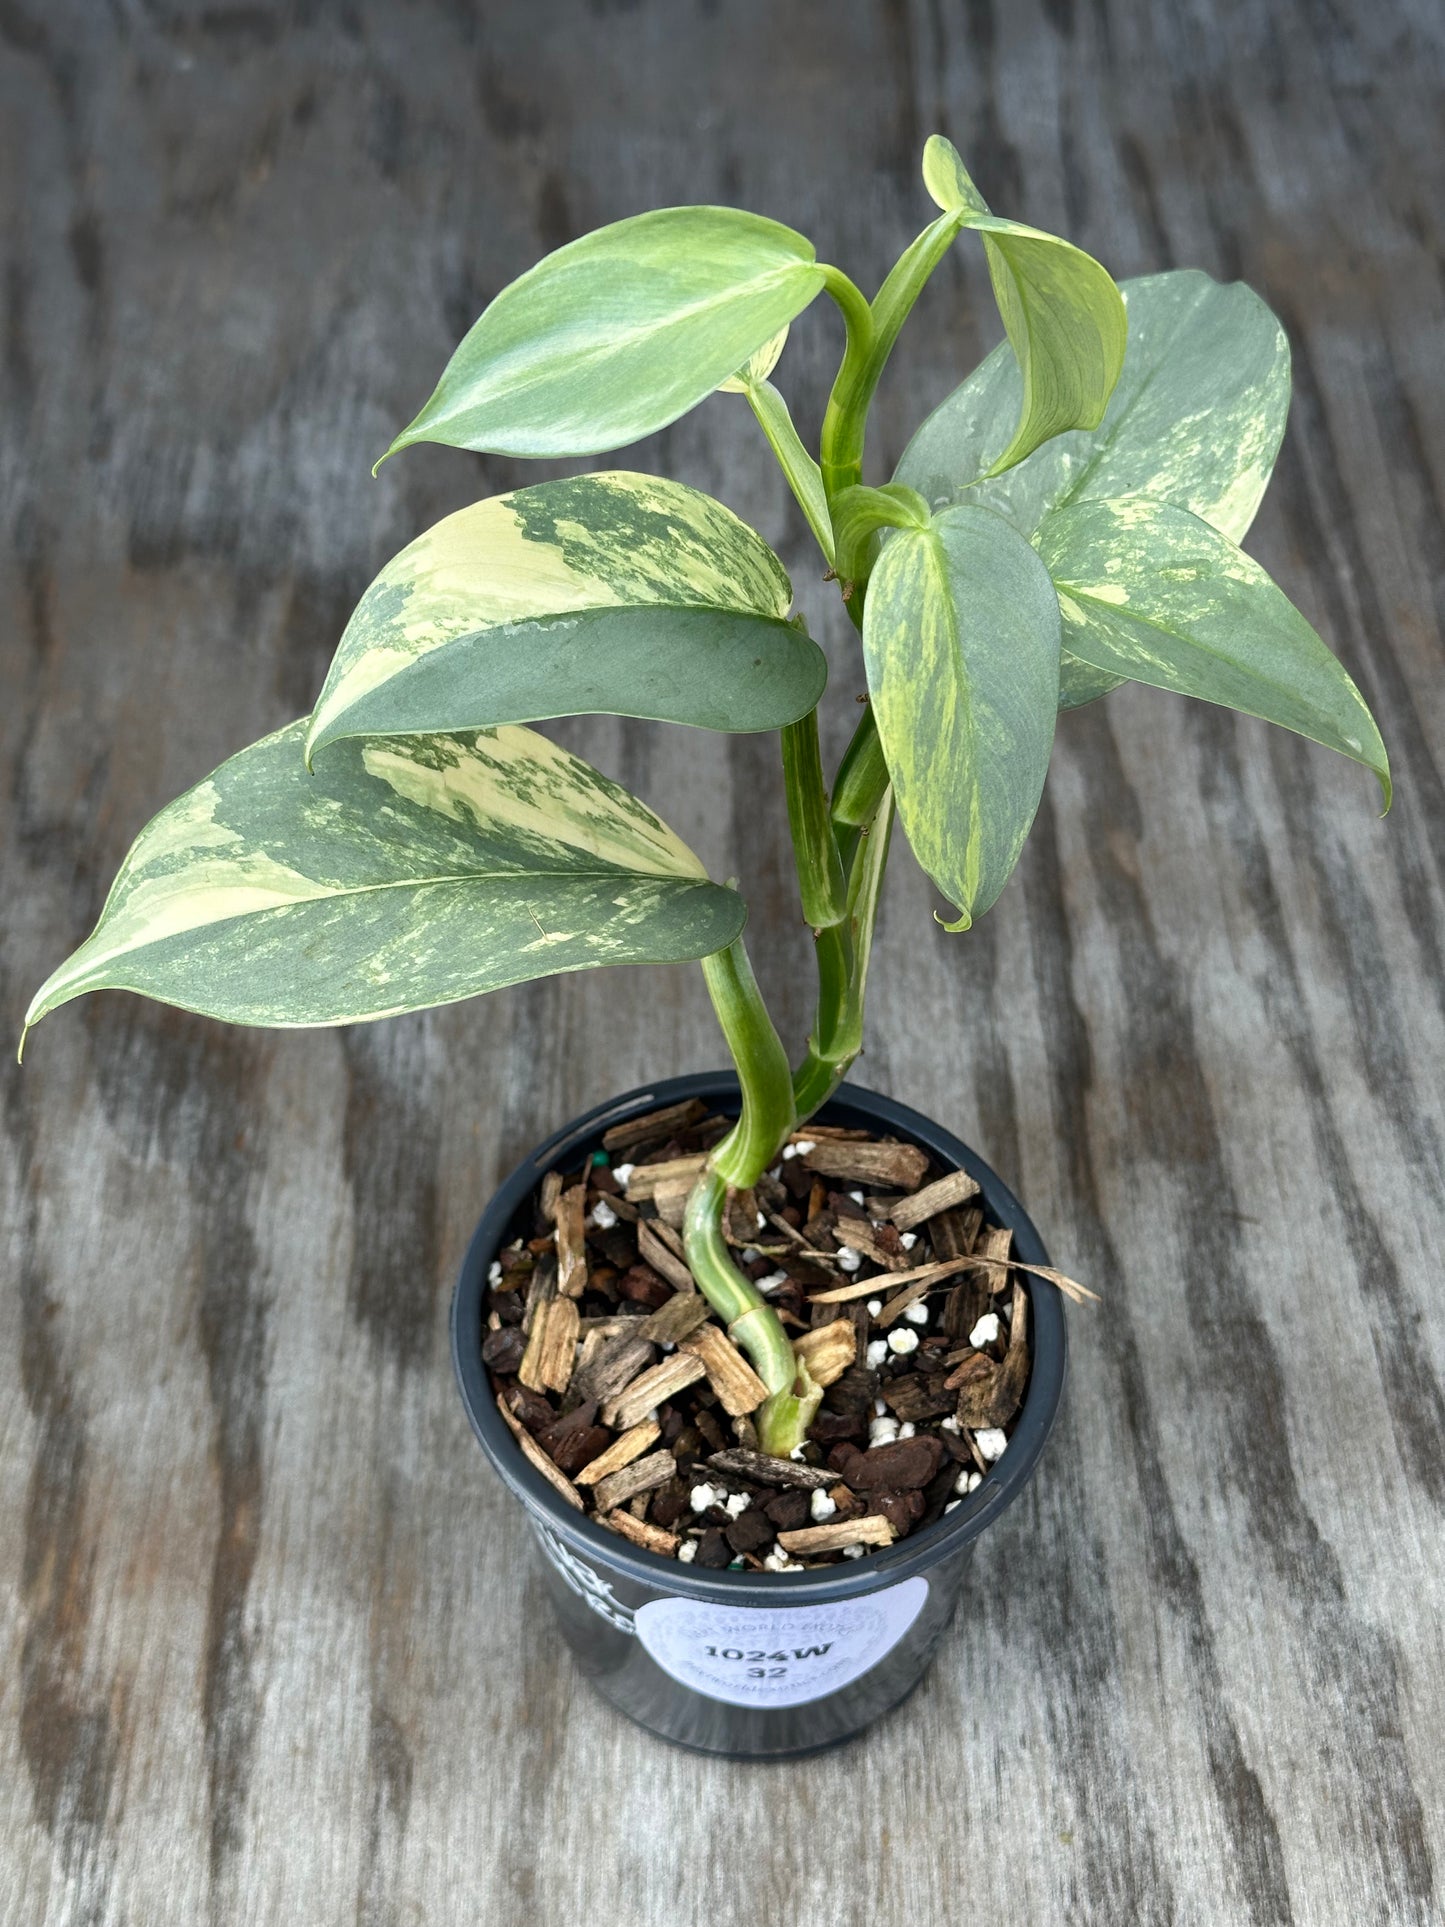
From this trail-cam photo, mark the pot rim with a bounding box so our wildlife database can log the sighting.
[451,1071,1067,1605]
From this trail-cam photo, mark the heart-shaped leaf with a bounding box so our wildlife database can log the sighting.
[305,472,823,759]
[1038,497,1390,803]
[23,722,744,1044]
[921,137,1127,476]
[897,269,1291,546]
[862,504,1062,927]
[382,208,827,462]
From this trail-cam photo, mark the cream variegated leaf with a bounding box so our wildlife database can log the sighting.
[382,208,826,461]
[23,722,745,1044]
[1038,497,1390,803]
[305,472,822,758]
[921,136,1127,476]
[898,269,1291,545]
[898,267,1292,710]
[862,504,1062,928]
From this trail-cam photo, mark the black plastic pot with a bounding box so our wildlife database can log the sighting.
[452,1073,1066,1760]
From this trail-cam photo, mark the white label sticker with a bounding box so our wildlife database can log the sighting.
[634,1576,929,1708]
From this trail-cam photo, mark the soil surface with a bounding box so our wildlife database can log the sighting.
[482,1099,1033,1568]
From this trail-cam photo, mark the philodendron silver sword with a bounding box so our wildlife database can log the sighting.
[27,136,1389,1456]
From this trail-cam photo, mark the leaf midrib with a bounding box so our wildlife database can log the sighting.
[434,261,818,422]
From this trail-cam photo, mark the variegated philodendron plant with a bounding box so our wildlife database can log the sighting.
[26,137,1389,1456]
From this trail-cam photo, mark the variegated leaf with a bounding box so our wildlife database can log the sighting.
[23,722,745,1043]
[1038,497,1390,803]
[897,269,1291,546]
[862,504,1062,928]
[306,472,822,759]
[921,136,1127,476]
[381,208,826,462]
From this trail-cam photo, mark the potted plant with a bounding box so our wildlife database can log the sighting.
[24,137,1387,1758]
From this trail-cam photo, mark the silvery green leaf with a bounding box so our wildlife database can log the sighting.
[23,722,744,1044]
[306,472,823,759]
[897,269,1291,546]
[920,136,1127,475]
[382,208,826,461]
[862,504,1062,928]
[1038,496,1390,804]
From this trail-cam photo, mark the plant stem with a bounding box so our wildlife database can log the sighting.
[781,711,848,929]
[831,705,889,830]
[678,220,960,1450]
[819,217,963,504]
[818,265,876,500]
[698,937,795,1190]
[792,788,895,1121]
[685,938,820,1453]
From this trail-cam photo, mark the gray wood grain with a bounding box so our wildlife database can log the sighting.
[3,2,1442,1922]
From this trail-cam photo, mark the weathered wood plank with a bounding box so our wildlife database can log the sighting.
[1,3,1442,1925]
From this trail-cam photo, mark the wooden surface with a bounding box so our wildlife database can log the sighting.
[3,3,1442,1921]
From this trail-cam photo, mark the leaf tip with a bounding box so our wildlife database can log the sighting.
[921,135,987,217]
[935,905,972,934]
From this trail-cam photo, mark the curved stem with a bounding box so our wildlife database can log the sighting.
[698,938,794,1190]
[685,939,819,1453]
[818,218,963,504]
[818,265,876,500]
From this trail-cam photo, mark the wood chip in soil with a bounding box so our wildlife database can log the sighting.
[777,1516,894,1554]
[602,1352,708,1431]
[576,1419,661,1485]
[878,1167,981,1232]
[591,1448,676,1513]
[680,1324,770,1416]
[792,1319,856,1387]
[603,1510,680,1556]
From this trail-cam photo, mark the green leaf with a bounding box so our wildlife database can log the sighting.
[382,208,827,462]
[921,137,1127,476]
[1037,497,1390,805]
[306,472,823,759]
[897,269,1291,546]
[862,504,1062,927]
[23,722,745,1043]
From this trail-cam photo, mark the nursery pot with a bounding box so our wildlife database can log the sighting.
[452,1072,1067,1760]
